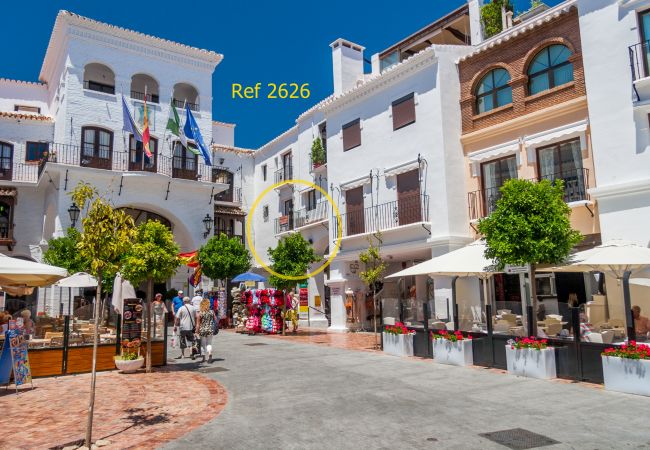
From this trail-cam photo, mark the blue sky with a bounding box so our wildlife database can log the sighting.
[2,0,560,149]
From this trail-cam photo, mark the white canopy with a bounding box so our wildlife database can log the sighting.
[0,253,67,287]
[54,272,98,288]
[387,240,497,279]
[551,239,650,277]
[111,272,136,315]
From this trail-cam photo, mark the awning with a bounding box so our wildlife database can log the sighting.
[384,159,420,177]
[214,206,246,216]
[468,140,520,163]
[524,119,588,148]
[340,174,371,190]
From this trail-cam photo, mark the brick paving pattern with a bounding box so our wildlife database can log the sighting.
[233,328,382,352]
[0,369,227,450]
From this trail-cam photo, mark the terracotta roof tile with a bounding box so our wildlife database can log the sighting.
[0,111,53,122]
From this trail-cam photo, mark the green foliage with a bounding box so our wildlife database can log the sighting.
[199,233,251,281]
[530,0,543,8]
[267,233,320,291]
[44,228,87,274]
[310,138,326,167]
[72,184,136,281]
[477,179,582,269]
[481,0,513,38]
[359,233,387,290]
[122,220,180,286]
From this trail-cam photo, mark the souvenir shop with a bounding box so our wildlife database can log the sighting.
[236,289,290,334]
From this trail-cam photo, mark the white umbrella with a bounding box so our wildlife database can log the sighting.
[631,278,650,288]
[0,253,67,287]
[111,272,136,315]
[553,239,650,277]
[54,272,98,288]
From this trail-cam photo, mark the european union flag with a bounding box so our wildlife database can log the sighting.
[121,95,142,142]
[183,105,212,166]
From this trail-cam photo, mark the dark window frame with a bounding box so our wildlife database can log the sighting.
[262,164,267,181]
[475,68,512,114]
[342,118,361,151]
[81,126,113,160]
[535,137,584,179]
[0,142,13,179]
[263,205,269,222]
[306,189,317,211]
[392,93,416,130]
[14,105,41,114]
[25,141,49,162]
[527,44,574,95]
[172,141,198,171]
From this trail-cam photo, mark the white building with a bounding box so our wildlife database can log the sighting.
[0,11,244,315]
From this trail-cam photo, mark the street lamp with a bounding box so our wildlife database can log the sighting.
[203,213,212,238]
[68,203,80,228]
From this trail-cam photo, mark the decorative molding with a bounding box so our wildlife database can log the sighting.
[0,78,47,88]
[589,177,650,200]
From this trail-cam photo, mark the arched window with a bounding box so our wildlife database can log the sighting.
[81,126,113,169]
[0,142,13,180]
[172,83,199,111]
[130,74,160,103]
[83,63,115,94]
[528,44,574,95]
[476,68,512,114]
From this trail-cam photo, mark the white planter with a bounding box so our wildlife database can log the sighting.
[382,332,414,357]
[602,356,650,396]
[505,346,556,379]
[432,338,473,366]
[114,356,144,373]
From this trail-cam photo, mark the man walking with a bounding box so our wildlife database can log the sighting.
[174,297,197,359]
[191,289,203,309]
[172,290,184,316]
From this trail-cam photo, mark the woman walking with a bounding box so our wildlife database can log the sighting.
[195,298,217,363]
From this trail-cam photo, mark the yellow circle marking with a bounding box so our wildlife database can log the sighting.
[246,179,343,281]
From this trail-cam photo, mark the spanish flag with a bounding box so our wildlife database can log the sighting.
[179,250,199,268]
[142,91,152,158]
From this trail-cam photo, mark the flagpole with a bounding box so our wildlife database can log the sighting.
[142,85,147,171]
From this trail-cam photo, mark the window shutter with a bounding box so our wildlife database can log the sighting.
[392,93,415,130]
[342,119,361,151]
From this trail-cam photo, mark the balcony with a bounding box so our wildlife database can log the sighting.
[333,194,429,238]
[629,40,650,101]
[172,98,199,112]
[467,168,591,222]
[215,186,242,203]
[214,228,243,242]
[274,201,328,234]
[130,90,159,104]
[83,80,115,95]
[274,165,293,184]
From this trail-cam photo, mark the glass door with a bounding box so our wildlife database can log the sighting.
[640,10,650,77]
[481,156,517,215]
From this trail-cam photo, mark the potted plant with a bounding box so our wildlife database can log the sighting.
[431,330,473,367]
[602,341,650,396]
[310,138,326,169]
[505,337,556,379]
[382,322,415,357]
[114,338,144,373]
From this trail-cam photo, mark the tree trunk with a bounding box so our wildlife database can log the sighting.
[85,273,102,448]
[373,287,378,349]
[146,277,153,373]
[529,263,538,337]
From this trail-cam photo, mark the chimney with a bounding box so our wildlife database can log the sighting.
[330,39,365,96]
[505,10,514,29]
[467,0,486,45]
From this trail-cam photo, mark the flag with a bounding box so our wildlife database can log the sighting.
[166,100,200,155]
[142,94,152,158]
[189,267,202,287]
[121,96,142,141]
[179,250,200,268]
[184,105,212,166]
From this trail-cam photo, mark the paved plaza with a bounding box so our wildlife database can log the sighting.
[165,330,650,449]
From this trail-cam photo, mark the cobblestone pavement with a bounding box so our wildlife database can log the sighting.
[165,330,650,450]
[250,328,381,352]
[0,369,227,450]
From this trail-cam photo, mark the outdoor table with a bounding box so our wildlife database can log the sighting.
[28,338,51,348]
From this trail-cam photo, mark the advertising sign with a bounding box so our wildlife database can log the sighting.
[122,298,143,341]
[217,289,227,319]
[299,287,309,315]
[0,329,32,388]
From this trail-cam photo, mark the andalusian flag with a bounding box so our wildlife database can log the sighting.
[166,100,199,155]
[142,93,152,158]
[179,250,199,268]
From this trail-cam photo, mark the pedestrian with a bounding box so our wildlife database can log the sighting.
[152,293,168,339]
[191,289,203,309]
[174,297,197,359]
[172,290,184,315]
[195,298,218,363]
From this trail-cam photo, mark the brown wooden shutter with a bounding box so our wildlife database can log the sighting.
[342,119,361,151]
[345,186,365,235]
[392,93,415,130]
[396,169,421,225]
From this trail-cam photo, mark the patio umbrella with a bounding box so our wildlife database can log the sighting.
[111,272,136,315]
[0,253,67,287]
[54,272,99,316]
[232,272,267,283]
[551,239,650,338]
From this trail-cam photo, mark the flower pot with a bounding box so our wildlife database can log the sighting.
[505,346,556,379]
[432,338,473,366]
[382,332,414,357]
[114,356,144,373]
[602,356,650,396]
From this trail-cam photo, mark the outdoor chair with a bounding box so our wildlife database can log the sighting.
[601,330,615,343]
[494,320,511,333]
[429,321,446,330]
[545,322,563,336]
[547,314,563,321]
[585,332,603,343]
[501,313,517,326]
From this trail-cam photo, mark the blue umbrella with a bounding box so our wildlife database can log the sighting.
[231,272,267,282]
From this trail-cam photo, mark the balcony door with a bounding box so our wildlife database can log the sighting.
[284,199,294,230]
[345,187,365,235]
[81,127,113,170]
[0,142,13,181]
[282,153,292,180]
[129,135,157,172]
[172,142,198,180]
[537,138,585,202]
[640,10,650,76]
[481,156,517,215]
[397,169,421,226]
